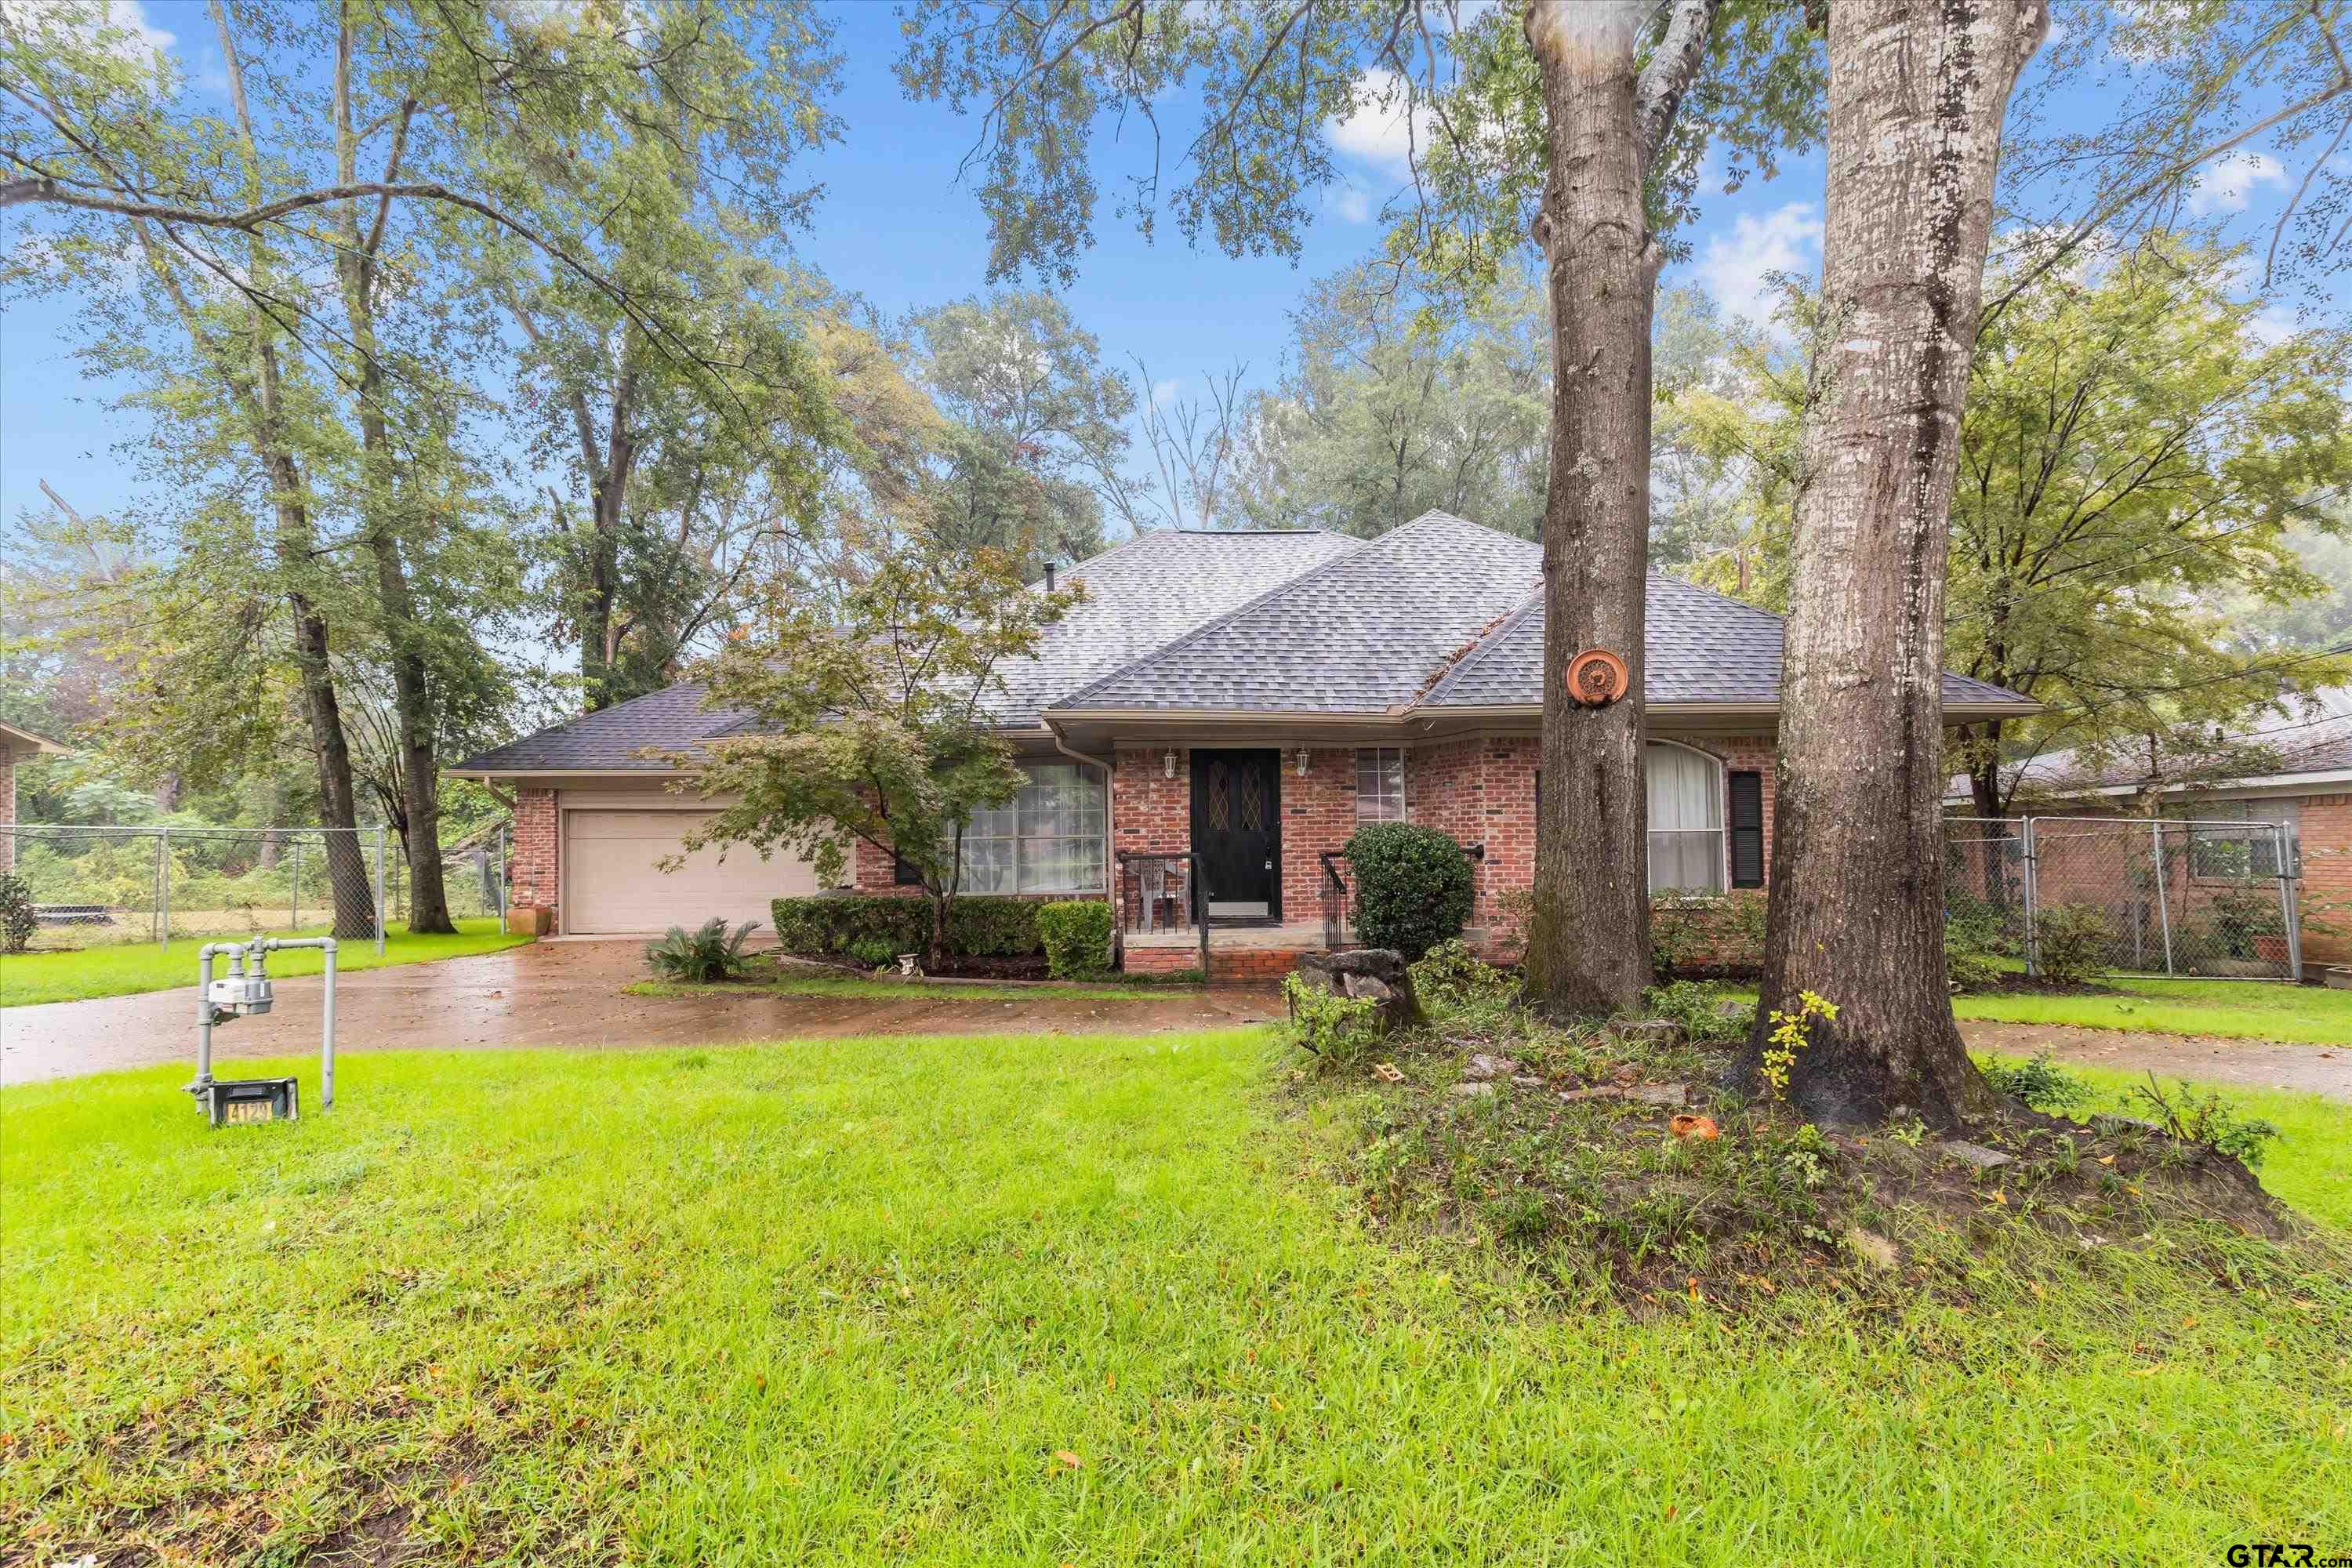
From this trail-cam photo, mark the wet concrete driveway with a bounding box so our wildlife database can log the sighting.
[0,940,1287,1087]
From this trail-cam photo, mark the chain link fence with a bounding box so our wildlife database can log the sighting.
[0,824,508,953]
[1945,815,2302,981]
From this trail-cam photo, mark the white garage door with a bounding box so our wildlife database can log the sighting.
[564,809,820,935]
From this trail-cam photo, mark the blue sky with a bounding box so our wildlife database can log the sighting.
[0,0,2325,542]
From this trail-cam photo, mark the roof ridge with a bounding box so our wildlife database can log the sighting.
[1029,524,1343,591]
[1047,530,1385,709]
[1418,593,1544,706]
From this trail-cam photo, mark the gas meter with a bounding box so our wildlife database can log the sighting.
[205,949,275,1018]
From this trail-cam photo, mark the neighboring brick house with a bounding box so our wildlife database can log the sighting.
[1956,684,2352,967]
[0,720,67,877]
[449,514,2035,970]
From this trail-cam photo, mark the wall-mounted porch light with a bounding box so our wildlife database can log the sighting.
[1163,748,1178,779]
[1294,747,1312,776]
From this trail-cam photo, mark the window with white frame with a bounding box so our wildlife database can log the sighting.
[1356,747,1406,822]
[2171,798,2300,881]
[956,761,1107,894]
[1646,742,1726,893]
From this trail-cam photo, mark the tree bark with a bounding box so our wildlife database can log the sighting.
[1746,0,2049,1126]
[1520,0,1658,1017]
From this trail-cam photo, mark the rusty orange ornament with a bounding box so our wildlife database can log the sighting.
[1566,648,1629,706]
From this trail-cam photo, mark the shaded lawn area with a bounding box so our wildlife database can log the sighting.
[0,918,529,1007]
[1953,975,2352,1044]
[626,974,1210,1004]
[5,1031,2347,1564]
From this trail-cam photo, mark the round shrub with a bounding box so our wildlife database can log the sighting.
[2032,902,2115,985]
[1036,899,1113,980]
[1345,822,1473,961]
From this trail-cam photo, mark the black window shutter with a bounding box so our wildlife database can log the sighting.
[1729,771,1764,888]
[894,852,924,886]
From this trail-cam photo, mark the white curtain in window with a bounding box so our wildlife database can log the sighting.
[1646,742,1724,893]
[958,761,1106,894]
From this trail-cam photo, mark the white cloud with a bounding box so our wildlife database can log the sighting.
[1,0,174,74]
[1694,202,1822,327]
[1321,181,1373,224]
[1149,378,1182,408]
[1326,68,1436,179]
[2188,152,2285,214]
[2245,305,2301,347]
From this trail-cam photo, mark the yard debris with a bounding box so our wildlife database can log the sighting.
[1512,1074,1547,1090]
[1559,1084,1626,1102]
[1373,1062,1405,1083]
[1668,1113,1719,1142]
[1626,1082,1689,1107]
[1845,1228,1899,1271]
[1607,1018,1683,1048]
[1937,1139,2015,1171]
[1452,1081,1497,1098]
[1464,1053,1519,1081]
[1053,1450,1083,1470]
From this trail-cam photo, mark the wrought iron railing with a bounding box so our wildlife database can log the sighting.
[1320,842,1483,952]
[1115,849,1210,975]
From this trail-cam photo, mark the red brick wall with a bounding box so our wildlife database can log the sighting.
[2298,791,2350,965]
[511,786,557,922]
[1279,748,1359,920]
[0,749,14,875]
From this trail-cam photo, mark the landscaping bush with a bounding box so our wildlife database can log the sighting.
[1345,823,1473,961]
[1944,922,2005,993]
[1409,938,1515,1021]
[0,872,35,953]
[1281,974,1384,1073]
[768,895,1047,961]
[644,917,760,983]
[1650,890,1766,978]
[1036,900,1113,980]
[1978,1052,2094,1115]
[2032,902,2115,985]
[1644,980,1752,1045]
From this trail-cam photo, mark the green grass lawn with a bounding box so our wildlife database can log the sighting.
[5,1030,2347,1564]
[1954,975,2352,1044]
[628,974,1208,1004]
[0,917,530,1007]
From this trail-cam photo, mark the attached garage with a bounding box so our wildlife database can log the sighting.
[562,805,822,935]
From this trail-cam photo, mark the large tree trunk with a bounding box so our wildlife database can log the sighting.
[1746,0,2049,1126]
[1520,0,1658,1017]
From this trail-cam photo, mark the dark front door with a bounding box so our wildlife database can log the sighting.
[1191,748,1282,921]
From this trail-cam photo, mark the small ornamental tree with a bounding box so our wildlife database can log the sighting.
[1346,824,1475,962]
[667,546,1080,971]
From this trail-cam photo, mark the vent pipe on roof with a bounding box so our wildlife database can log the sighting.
[1044,561,1058,592]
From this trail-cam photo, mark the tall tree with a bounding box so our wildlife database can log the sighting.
[1745,0,2050,1127]
[1235,259,1551,538]
[897,0,1820,1014]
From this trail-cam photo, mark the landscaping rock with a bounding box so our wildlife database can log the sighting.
[1626,1081,1690,1107]
[1294,949,1426,1031]
[1465,1052,1519,1081]
[1607,1018,1683,1049]
[1452,1081,1497,1099]
[1511,1074,1547,1090]
[1937,1139,2015,1171]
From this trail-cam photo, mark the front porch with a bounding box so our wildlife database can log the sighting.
[1123,920,1338,981]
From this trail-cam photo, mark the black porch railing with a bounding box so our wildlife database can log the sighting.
[1115,849,1210,975]
[1320,842,1484,952]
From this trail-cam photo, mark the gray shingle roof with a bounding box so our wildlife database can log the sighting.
[449,528,1355,773]
[1054,512,1542,713]
[993,528,1359,725]
[454,512,2037,773]
[1421,569,2029,710]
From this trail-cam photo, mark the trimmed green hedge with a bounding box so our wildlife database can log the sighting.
[1345,823,1474,960]
[1036,901,1114,979]
[769,895,1047,960]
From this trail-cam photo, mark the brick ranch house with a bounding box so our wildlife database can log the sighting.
[450,512,2036,975]
[1951,681,2352,969]
[1,719,67,876]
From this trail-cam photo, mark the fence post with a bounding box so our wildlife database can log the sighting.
[498,825,510,925]
[2021,817,2039,978]
[2149,818,2175,977]
[2275,822,2302,983]
[373,827,387,956]
[157,826,169,948]
[290,839,301,932]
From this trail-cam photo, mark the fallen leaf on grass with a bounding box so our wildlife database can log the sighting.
[1668,1114,1719,1141]
[1054,1450,1083,1470]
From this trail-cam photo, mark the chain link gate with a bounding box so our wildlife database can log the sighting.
[1944,815,2301,981]
[0,825,392,954]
